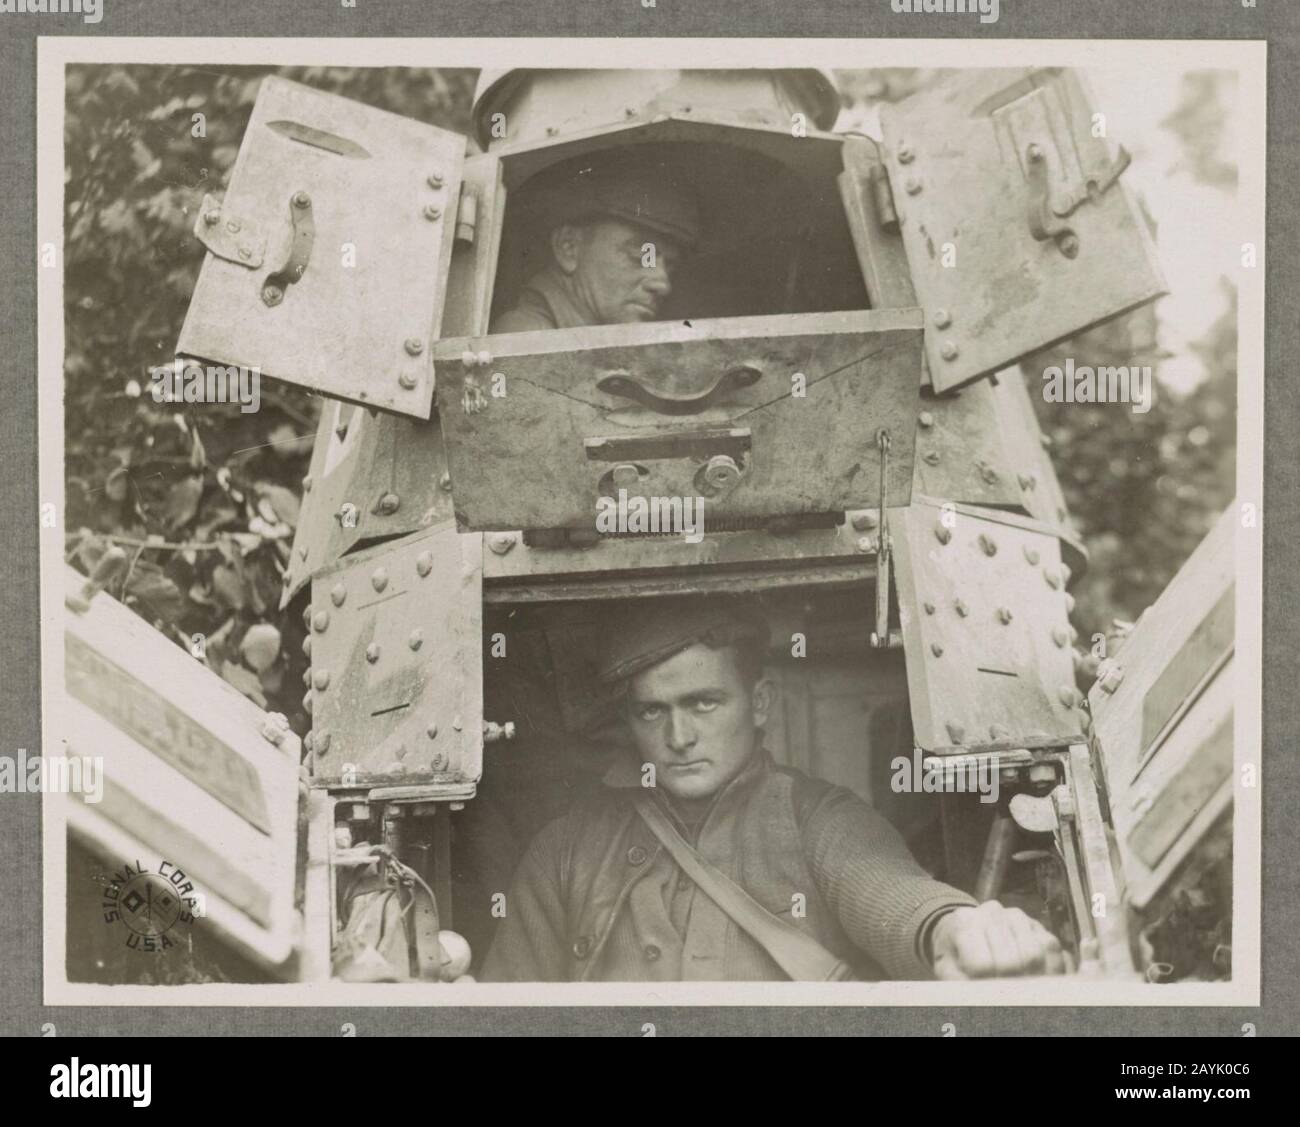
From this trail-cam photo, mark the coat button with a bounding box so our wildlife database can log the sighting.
[572,936,592,960]
[644,944,661,962]
[626,845,648,866]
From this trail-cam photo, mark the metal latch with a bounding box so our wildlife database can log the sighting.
[869,428,894,649]
[194,193,266,269]
[262,190,316,306]
[1026,143,1131,259]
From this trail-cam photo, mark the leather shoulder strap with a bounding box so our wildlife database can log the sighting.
[633,793,852,982]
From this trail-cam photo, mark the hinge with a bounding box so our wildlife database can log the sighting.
[868,163,899,232]
[454,182,479,245]
[193,193,267,268]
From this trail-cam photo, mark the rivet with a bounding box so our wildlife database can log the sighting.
[371,567,389,593]
[292,191,310,209]
[452,716,463,732]
[488,532,517,555]
[930,642,944,657]
[301,668,311,688]
[226,219,242,233]
[923,601,935,615]
[409,629,423,651]
[302,691,313,715]
[237,246,251,260]
[989,723,1011,741]
[423,203,442,221]
[922,450,941,466]
[905,177,922,195]
[302,476,312,493]
[625,105,637,117]
[398,372,418,390]
[365,643,381,664]
[1019,473,1038,492]
[427,172,444,189]
[946,721,965,745]
[1023,545,1041,566]
[461,350,477,368]
[1059,233,1080,258]
[476,350,492,367]
[934,525,952,545]
[302,635,311,658]
[933,310,952,330]
[1058,686,1079,708]
[439,472,453,492]
[851,510,879,531]
[917,410,935,428]
[302,605,313,631]
[426,724,438,740]
[980,465,1000,485]
[857,536,875,553]
[997,606,1013,625]
[431,753,447,770]
[1044,568,1061,590]
[312,610,330,632]
[416,551,433,577]
[315,730,331,754]
[330,584,347,607]
[1065,593,1076,613]
[203,208,221,226]
[1052,627,1069,648]
[313,669,330,691]
[979,533,998,557]
[954,599,969,617]
[940,341,959,362]
[404,337,424,357]
[897,144,914,164]
[378,492,400,515]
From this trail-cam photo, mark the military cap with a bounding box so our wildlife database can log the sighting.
[596,598,770,684]
[518,148,702,249]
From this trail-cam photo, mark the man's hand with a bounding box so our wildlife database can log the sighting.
[929,901,1070,979]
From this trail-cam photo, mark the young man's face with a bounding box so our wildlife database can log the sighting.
[624,643,771,801]
[552,218,682,324]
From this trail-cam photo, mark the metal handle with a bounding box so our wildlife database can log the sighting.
[596,365,762,416]
[262,191,316,306]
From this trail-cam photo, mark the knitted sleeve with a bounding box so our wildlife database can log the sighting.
[478,815,571,982]
[800,785,977,980]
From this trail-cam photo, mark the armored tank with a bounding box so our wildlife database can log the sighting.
[68,65,1233,984]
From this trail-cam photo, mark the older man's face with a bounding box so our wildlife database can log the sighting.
[625,643,770,801]
[553,218,682,325]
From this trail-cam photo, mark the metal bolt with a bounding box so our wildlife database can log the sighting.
[923,601,935,615]
[302,635,311,658]
[905,177,922,195]
[1059,234,1079,258]
[365,643,381,664]
[1044,568,1061,590]
[946,721,965,745]
[313,669,330,691]
[238,246,251,260]
[488,532,516,555]
[897,144,914,164]
[857,536,875,553]
[1058,686,1078,708]
[371,567,389,593]
[1098,662,1125,694]
[452,716,463,732]
[423,204,442,221]
[989,723,1011,741]
[203,208,221,226]
[427,172,444,189]
[477,350,492,367]
[378,493,400,515]
[930,642,944,657]
[940,340,959,362]
[302,476,312,493]
[954,599,969,617]
[1023,545,1041,566]
[625,105,637,118]
[431,753,447,771]
[922,450,941,466]
[851,510,879,531]
[263,285,284,306]
[997,606,1013,625]
[302,668,311,688]
[1065,592,1076,613]
[934,525,952,545]
[226,219,242,233]
[932,310,952,330]
[398,372,418,390]
[980,465,1000,485]
[416,551,433,577]
[302,605,313,631]
[1018,473,1038,492]
[404,337,424,356]
[979,533,998,557]
[426,724,438,740]
[315,730,331,754]
[330,584,347,607]
[293,191,310,209]
[1052,627,1069,648]
[917,410,935,428]
[408,629,423,652]
[312,610,330,632]
[439,472,453,493]
[302,691,313,715]
[461,350,477,368]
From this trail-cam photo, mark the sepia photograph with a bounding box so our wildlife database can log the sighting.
[35,37,1262,1006]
